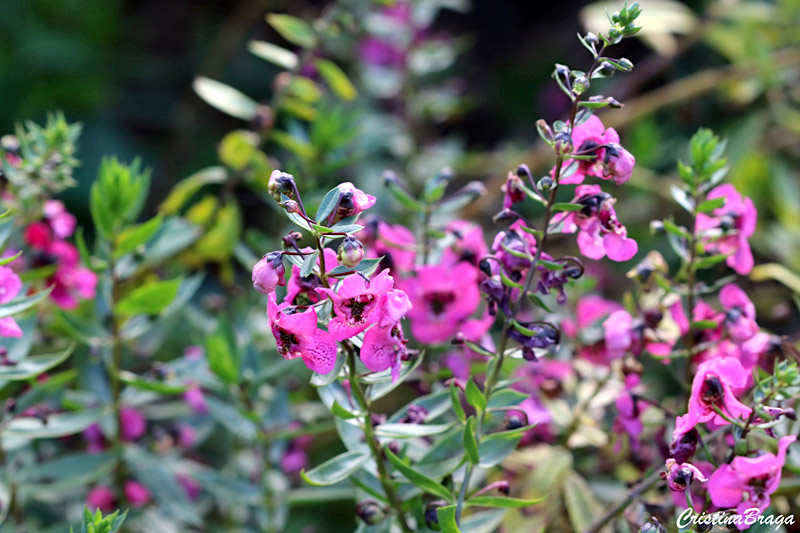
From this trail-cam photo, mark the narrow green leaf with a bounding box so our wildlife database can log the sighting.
[662,219,691,239]
[374,423,454,438]
[113,216,162,258]
[467,495,546,508]
[551,202,582,212]
[315,59,357,101]
[115,279,182,316]
[384,448,453,502]
[436,505,460,533]
[315,187,341,224]
[247,40,298,69]
[0,286,53,319]
[0,342,75,380]
[193,77,258,120]
[300,250,319,277]
[488,388,529,409]
[301,450,368,486]
[697,196,725,213]
[267,14,317,48]
[465,377,487,412]
[450,384,466,423]
[463,417,480,465]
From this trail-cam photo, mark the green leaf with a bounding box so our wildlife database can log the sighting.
[436,505,460,533]
[385,178,425,211]
[467,495,546,508]
[0,251,22,266]
[115,278,182,316]
[2,408,102,440]
[478,431,524,468]
[247,40,298,69]
[465,377,487,412]
[691,320,718,330]
[551,202,582,212]
[315,187,342,224]
[119,371,188,395]
[113,216,162,258]
[219,130,259,170]
[206,397,257,440]
[160,166,227,215]
[450,384,466,423]
[374,422,454,438]
[662,219,691,239]
[267,13,317,48]
[193,76,258,120]
[463,417,480,465]
[384,447,453,502]
[563,472,602,533]
[331,400,361,419]
[697,196,725,213]
[0,342,75,381]
[300,250,319,278]
[695,253,730,269]
[488,388,529,409]
[271,130,315,160]
[315,59,357,101]
[0,286,52,319]
[301,450,369,486]
[206,331,239,385]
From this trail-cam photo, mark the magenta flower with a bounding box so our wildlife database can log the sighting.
[614,391,648,450]
[559,116,635,185]
[42,200,77,239]
[124,480,152,507]
[177,474,201,501]
[501,171,526,209]
[663,458,708,493]
[404,262,481,344]
[120,407,147,442]
[49,241,98,310]
[560,185,638,261]
[285,248,338,305]
[360,287,412,380]
[718,283,759,342]
[696,184,757,275]
[708,435,796,526]
[84,423,107,453]
[443,220,489,267]
[252,251,286,295]
[24,221,54,251]
[267,293,337,374]
[674,358,751,436]
[360,219,416,273]
[0,266,23,338]
[317,269,396,341]
[184,384,208,414]
[603,310,634,359]
[86,486,115,512]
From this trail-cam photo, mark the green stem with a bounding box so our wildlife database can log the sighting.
[107,253,127,503]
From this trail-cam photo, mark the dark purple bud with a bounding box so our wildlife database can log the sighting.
[355,500,385,525]
[425,500,447,531]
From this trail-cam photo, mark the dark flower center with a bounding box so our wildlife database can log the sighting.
[701,375,724,406]
[426,291,456,315]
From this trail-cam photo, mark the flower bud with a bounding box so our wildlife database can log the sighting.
[649,220,665,235]
[537,176,554,190]
[535,120,554,144]
[506,416,523,430]
[280,199,300,214]
[337,236,364,268]
[355,500,385,525]
[571,75,589,95]
[553,132,573,156]
[639,518,667,533]
[252,252,286,295]
[616,58,634,71]
[425,500,447,531]
[584,32,599,46]
[253,105,275,131]
[269,170,297,202]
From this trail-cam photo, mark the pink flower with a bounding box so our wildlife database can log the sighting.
[359,286,412,380]
[708,436,796,526]
[87,486,116,512]
[317,269,396,341]
[184,345,204,360]
[49,241,98,310]
[674,358,751,436]
[43,200,77,239]
[603,310,634,359]
[285,248,338,305]
[443,220,489,267]
[614,391,648,450]
[559,116,635,185]
[696,184,757,275]
[84,423,107,453]
[671,461,715,511]
[24,221,53,251]
[335,182,376,220]
[184,384,207,414]
[360,219,416,273]
[0,266,23,338]
[404,262,481,344]
[663,458,708,492]
[178,424,197,448]
[177,474,201,501]
[560,185,637,261]
[252,252,286,295]
[124,480,152,507]
[120,407,147,442]
[502,172,526,209]
[718,284,758,342]
[267,293,337,374]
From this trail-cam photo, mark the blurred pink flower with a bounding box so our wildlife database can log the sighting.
[559,116,635,185]
[87,486,115,512]
[120,406,147,442]
[42,200,77,239]
[719,283,758,342]
[184,384,207,414]
[696,184,757,275]
[0,266,23,338]
[124,480,151,507]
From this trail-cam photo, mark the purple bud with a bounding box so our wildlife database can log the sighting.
[355,500,385,525]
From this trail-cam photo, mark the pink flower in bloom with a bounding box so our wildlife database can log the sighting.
[614,391,650,450]
[559,116,635,185]
[560,185,638,261]
[603,310,634,360]
[0,266,23,338]
[360,219,416,273]
[267,293,337,374]
[178,424,197,448]
[718,283,758,342]
[404,262,481,344]
[25,221,53,251]
[87,486,115,512]
[49,241,98,310]
[42,200,77,239]
[124,480,152,507]
[360,287,413,380]
[696,184,757,275]
[120,407,147,442]
[442,220,489,267]
[443,312,496,380]
[674,358,751,436]
[708,435,796,527]
[317,269,397,340]
[663,458,708,492]
[672,461,715,511]
[285,248,338,305]
[334,182,376,221]
[501,171,526,209]
[252,252,286,295]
